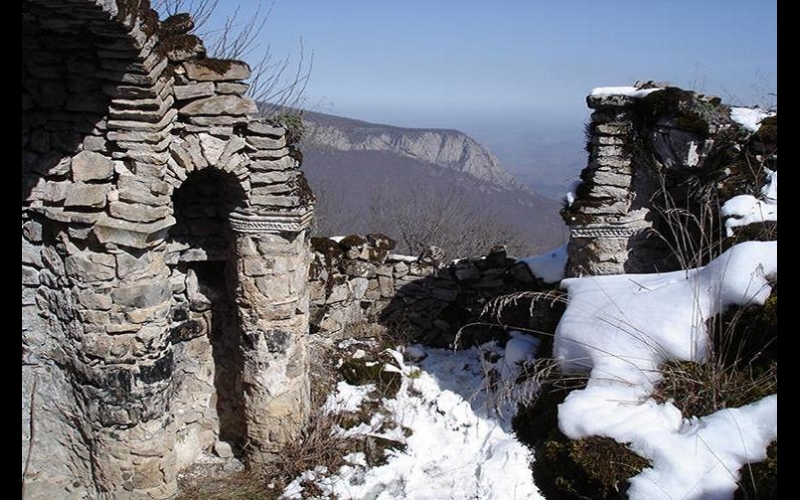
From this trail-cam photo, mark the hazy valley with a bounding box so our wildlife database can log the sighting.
[299,110,573,257]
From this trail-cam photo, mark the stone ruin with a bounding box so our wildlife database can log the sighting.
[307,235,546,347]
[22,3,776,496]
[561,83,775,276]
[22,1,314,497]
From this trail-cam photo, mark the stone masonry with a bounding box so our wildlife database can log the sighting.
[562,83,737,276]
[22,1,314,497]
[308,235,546,347]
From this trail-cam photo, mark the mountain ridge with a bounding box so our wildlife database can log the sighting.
[301,110,523,190]
[296,109,567,255]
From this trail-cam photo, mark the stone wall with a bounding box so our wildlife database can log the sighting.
[562,84,740,276]
[308,235,544,347]
[22,1,314,497]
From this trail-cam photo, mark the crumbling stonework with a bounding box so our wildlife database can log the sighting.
[22,1,313,497]
[563,84,739,276]
[308,235,545,347]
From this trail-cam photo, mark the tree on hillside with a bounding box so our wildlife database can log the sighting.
[313,180,531,260]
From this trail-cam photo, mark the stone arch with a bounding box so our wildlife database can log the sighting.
[23,2,316,497]
[166,167,248,467]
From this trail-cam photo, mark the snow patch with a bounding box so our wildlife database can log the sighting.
[721,170,777,236]
[519,244,568,283]
[590,86,662,98]
[497,331,540,382]
[730,107,775,132]
[554,241,777,499]
[284,346,544,499]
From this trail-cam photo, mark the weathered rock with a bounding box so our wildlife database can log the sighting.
[179,95,258,116]
[112,282,171,309]
[183,59,251,82]
[64,252,116,282]
[109,201,170,223]
[22,5,312,496]
[350,277,369,300]
[64,183,108,208]
[246,135,287,150]
[345,260,377,279]
[247,122,285,137]
[216,82,249,95]
[22,238,43,268]
[22,265,40,285]
[173,82,215,101]
[213,440,234,459]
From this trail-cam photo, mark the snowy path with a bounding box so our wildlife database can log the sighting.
[284,346,544,500]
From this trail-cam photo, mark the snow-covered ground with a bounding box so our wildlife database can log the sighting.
[721,169,777,236]
[283,346,545,500]
[555,241,777,499]
[519,245,567,283]
[730,107,775,132]
[283,176,777,500]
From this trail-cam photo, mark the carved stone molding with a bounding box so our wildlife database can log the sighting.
[570,225,641,239]
[228,207,313,234]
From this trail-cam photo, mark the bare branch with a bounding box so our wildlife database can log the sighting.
[153,1,313,121]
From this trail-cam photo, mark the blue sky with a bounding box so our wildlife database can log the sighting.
[203,1,776,130]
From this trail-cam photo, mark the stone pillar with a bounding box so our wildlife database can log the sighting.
[562,92,653,276]
[228,207,313,466]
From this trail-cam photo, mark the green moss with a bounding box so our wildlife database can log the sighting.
[751,114,777,157]
[756,115,777,141]
[654,360,776,418]
[274,112,305,144]
[635,87,726,138]
[513,375,649,499]
[533,435,649,500]
[294,171,315,205]
[116,0,159,37]
[736,440,777,500]
[155,33,204,58]
[674,114,711,137]
[513,383,573,449]
[310,237,343,268]
[159,13,194,36]
[339,359,402,398]
[762,289,777,326]
[187,58,236,75]
[338,234,368,250]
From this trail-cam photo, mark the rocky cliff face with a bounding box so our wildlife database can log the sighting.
[302,111,521,190]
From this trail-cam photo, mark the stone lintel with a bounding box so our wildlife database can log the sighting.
[228,207,313,235]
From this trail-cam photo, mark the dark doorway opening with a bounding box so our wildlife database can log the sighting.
[168,168,248,452]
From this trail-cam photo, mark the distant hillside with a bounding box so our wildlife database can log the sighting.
[298,111,568,256]
[302,110,521,190]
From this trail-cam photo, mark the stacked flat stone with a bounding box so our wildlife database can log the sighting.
[563,85,734,277]
[22,1,314,498]
[562,91,645,276]
[309,235,541,347]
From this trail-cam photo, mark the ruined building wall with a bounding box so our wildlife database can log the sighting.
[22,1,313,497]
[307,235,546,347]
[562,85,742,276]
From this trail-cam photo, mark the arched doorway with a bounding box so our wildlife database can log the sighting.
[167,168,248,466]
